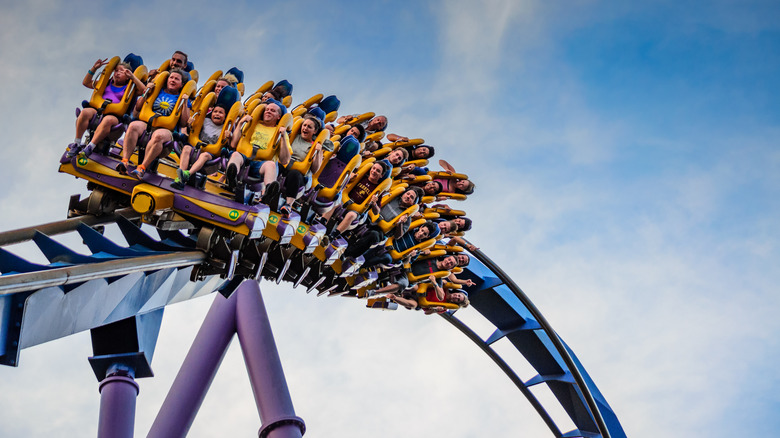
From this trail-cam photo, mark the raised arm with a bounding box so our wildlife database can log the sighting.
[277,125,291,166]
[82,58,108,89]
[448,271,475,286]
[231,115,252,149]
[310,142,324,174]
[127,69,147,96]
[392,214,409,239]
[178,92,190,130]
[429,275,445,301]
[386,133,409,143]
[438,159,457,174]
[386,293,417,310]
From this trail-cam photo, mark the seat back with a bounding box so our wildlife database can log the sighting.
[312,139,362,200]
[291,94,324,118]
[190,70,222,112]
[243,80,275,110]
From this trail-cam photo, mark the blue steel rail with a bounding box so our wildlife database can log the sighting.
[449,246,626,438]
[0,212,626,437]
[0,215,223,367]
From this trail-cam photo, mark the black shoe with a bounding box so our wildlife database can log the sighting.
[261,181,280,211]
[226,163,238,190]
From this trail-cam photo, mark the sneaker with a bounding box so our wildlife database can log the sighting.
[171,179,185,190]
[177,168,191,184]
[129,167,145,179]
[78,143,95,159]
[279,204,291,218]
[116,160,129,175]
[66,143,81,158]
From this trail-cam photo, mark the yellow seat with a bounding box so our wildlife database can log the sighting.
[310,142,363,201]
[415,283,459,311]
[386,220,436,261]
[186,92,243,157]
[291,94,324,118]
[234,103,293,162]
[137,71,197,131]
[341,160,392,214]
[88,56,148,117]
[287,119,331,175]
[366,184,421,234]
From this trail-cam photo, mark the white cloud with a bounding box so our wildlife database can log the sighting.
[0,1,778,437]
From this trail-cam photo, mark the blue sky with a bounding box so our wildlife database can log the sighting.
[0,0,778,436]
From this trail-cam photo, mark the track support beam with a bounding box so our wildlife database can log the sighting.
[148,280,304,438]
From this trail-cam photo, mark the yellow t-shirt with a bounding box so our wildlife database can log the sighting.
[251,124,276,151]
[243,124,277,160]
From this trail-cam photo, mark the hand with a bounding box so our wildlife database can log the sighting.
[466,244,478,251]
[409,249,419,258]
[278,126,287,135]
[314,142,322,152]
[115,68,130,81]
[428,274,436,283]
[91,58,108,72]
[465,279,475,286]
[181,94,189,101]
[398,214,408,223]
[370,194,379,205]
[403,164,415,172]
[421,249,430,255]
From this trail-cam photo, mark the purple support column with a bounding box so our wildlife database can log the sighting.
[147,292,237,438]
[97,374,139,438]
[236,281,305,438]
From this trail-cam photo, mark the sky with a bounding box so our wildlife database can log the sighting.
[0,0,778,436]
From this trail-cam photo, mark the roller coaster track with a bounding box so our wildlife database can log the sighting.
[0,212,222,367]
[0,212,626,438]
[446,247,626,437]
